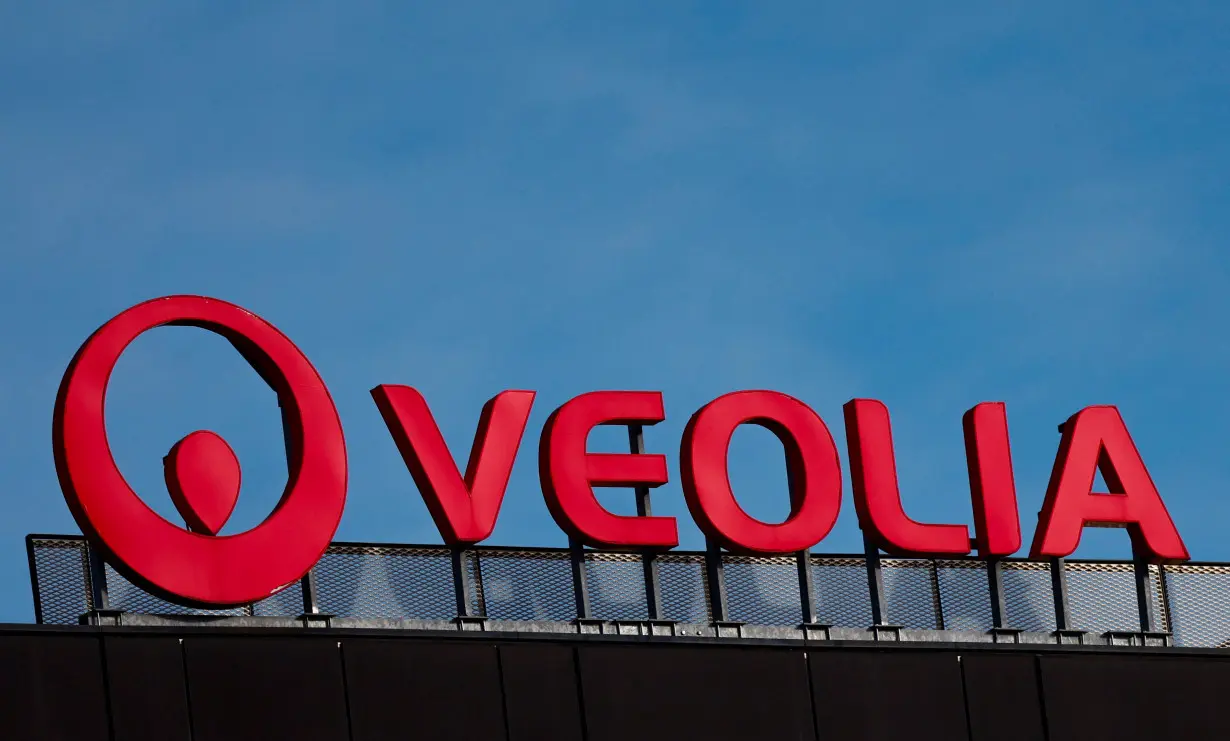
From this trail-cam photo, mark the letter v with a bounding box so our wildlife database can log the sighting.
[371,385,535,544]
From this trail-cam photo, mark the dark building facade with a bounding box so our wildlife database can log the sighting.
[3,624,1229,741]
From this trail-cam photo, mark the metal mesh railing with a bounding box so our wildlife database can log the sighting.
[935,560,993,632]
[27,537,91,626]
[313,545,464,620]
[725,555,802,626]
[1001,560,1057,632]
[811,556,873,627]
[476,549,574,622]
[26,535,1230,647]
[1065,561,1165,635]
[585,552,648,621]
[658,553,710,623]
[1161,565,1230,648]
[882,559,941,629]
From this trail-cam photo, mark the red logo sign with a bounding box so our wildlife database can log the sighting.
[53,296,347,607]
[53,296,1190,607]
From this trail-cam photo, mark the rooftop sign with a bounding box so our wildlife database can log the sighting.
[52,296,1189,607]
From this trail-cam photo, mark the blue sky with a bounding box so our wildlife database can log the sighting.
[1,2,1227,623]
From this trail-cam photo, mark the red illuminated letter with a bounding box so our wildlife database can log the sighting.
[1029,406,1188,563]
[372,386,535,545]
[539,391,676,549]
[680,391,842,554]
[53,295,347,607]
[844,399,972,557]
[963,402,1021,557]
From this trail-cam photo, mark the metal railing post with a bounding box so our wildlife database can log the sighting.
[929,560,945,630]
[451,547,478,618]
[85,544,110,613]
[300,570,321,615]
[796,549,817,625]
[628,423,665,621]
[1157,564,1174,635]
[986,558,1009,629]
[1050,557,1073,632]
[704,539,729,623]
[570,538,592,621]
[1133,556,1158,633]
[863,532,888,626]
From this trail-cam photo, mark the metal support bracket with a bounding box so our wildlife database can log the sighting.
[299,612,333,628]
[612,620,674,637]
[1050,557,1073,632]
[863,532,890,626]
[1104,630,1171,648]
[80,609,124,627]
[989,627,1024,644]
[454,615,488,632]
[85,544,110,613]
[1052,629,1087,646]
[300,569,322,615]
[451,547,482,619]
[704,538,729,623]
[1132,557,1158,633]
[628,423,666,622]
[647,620,680,637]
[870,624,904,641]
[796,549,818,625]
[713,621,745,639]
[569,539,592,621]
[986,558,1010,629]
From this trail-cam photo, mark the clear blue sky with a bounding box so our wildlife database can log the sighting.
[1,3,1227,623]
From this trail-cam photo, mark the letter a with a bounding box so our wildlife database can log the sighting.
[1029,406,1188,563]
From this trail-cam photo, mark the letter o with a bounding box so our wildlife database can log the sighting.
[680,391,842,553]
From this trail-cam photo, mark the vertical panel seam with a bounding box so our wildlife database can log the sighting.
[957,655,974,741]
[1033,654,1052,741]
[572,646,591,741]
[803,650,821,741]
[338,641,356,741]
[98,636,118,741]
[494,646,513,741]
[180,638,197,741]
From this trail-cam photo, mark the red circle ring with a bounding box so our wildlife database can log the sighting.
[52,295,348,607]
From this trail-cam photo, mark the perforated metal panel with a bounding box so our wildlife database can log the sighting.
[811,556,872,628]
[1065,562,1163,635]
[724,555,802,626]
[1000,561,1056,632]
[585,552,648,621]
[28,538,91,625]
[314,545,463,620]
[252,580,308,617]
[882,559,940,629]
[1159,565,1228,647]
[936,560,993,632]
[475,548,574,622]
[657,553,710,623]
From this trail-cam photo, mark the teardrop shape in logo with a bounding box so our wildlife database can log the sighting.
[165,430,242,536]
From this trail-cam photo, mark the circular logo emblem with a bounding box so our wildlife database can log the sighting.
[53,295,348,607]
